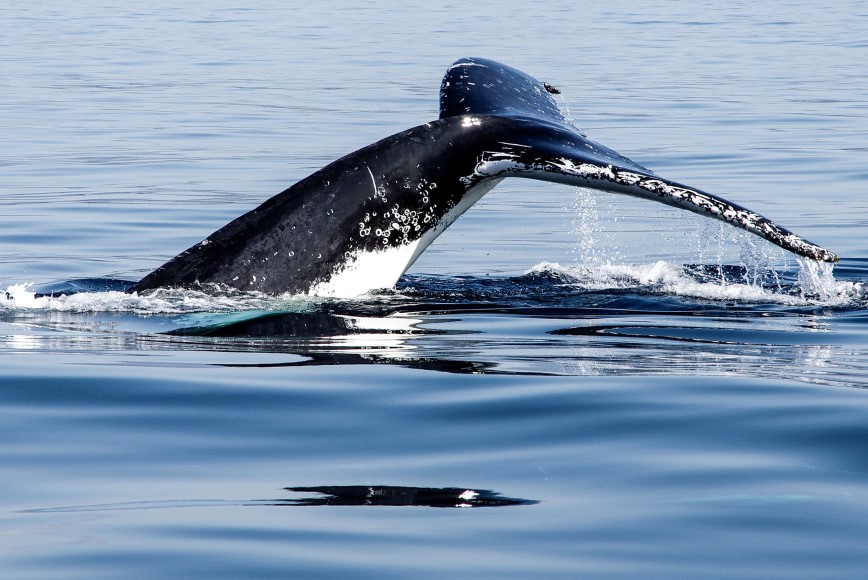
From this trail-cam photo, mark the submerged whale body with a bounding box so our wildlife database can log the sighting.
[129,58,837,297]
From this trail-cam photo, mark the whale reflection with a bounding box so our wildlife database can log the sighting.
[268,485,538,508]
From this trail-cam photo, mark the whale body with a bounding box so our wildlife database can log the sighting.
[129,58,837,297]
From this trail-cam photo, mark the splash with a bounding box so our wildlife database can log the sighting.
[561,185,862,307]
[527,259,862,307]
[796,258,864,304]
[528,261,786,303]
[566,187,622,267]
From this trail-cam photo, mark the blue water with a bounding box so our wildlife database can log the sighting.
[3,1,868,577]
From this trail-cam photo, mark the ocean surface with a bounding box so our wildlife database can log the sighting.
[2,1,868,577]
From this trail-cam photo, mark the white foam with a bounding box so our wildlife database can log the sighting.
[527,260,863,307]
[1,283,308,315]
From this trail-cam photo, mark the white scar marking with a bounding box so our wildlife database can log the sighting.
[366,165,378,196]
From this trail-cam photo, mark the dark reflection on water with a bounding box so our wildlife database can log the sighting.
[163,306,857,384]
[272,486,538,508]
[171,311,369,338]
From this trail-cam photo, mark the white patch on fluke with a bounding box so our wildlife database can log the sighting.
[308,241,423,298]
[309,179,504,298]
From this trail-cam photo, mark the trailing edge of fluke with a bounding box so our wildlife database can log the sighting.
[129,58,838,298]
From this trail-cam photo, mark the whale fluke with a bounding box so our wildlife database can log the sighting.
[129,57,837,298]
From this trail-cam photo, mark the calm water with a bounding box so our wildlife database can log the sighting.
[3,1,868,577]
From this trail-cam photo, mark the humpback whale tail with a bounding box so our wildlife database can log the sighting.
[129,58,837,298]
